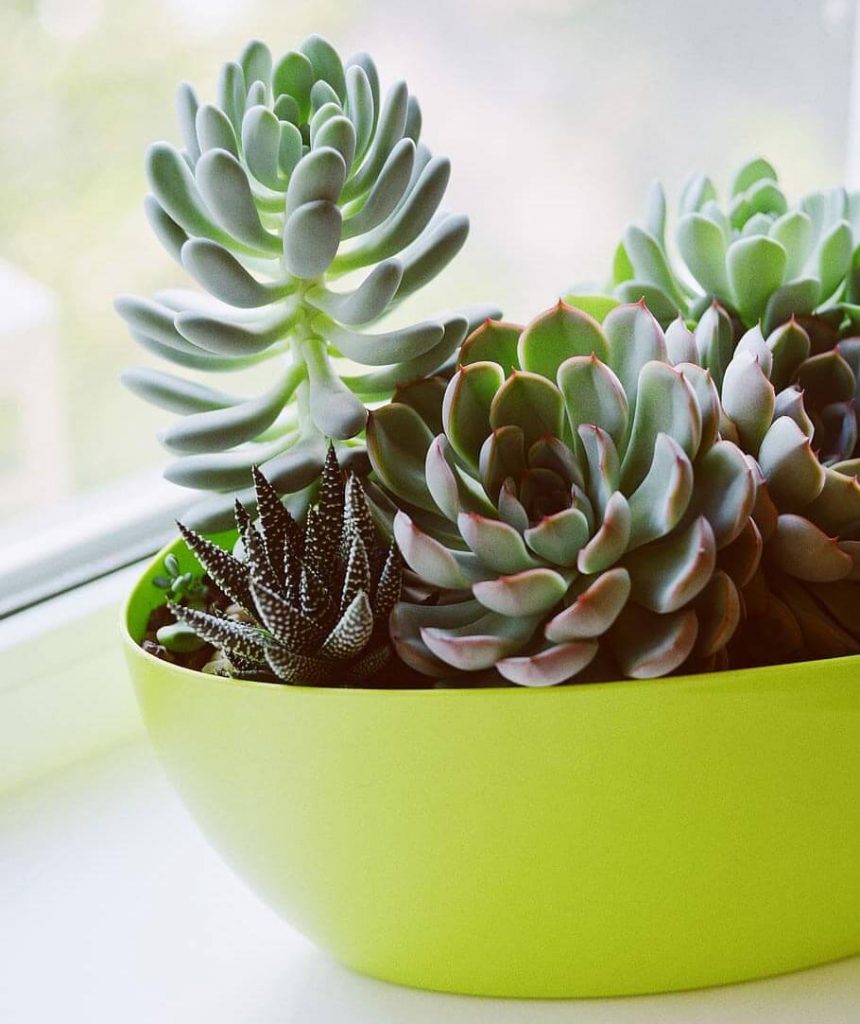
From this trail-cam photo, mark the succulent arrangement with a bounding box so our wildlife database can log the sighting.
[117,34,495,532]
[369,301,757,684]
[125,40,860,688]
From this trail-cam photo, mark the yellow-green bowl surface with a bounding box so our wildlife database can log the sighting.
[123,535,860,998]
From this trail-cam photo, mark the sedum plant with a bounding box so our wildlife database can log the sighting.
[169,446,402,684]
[117,35,494,531]
[595,157,860,338]
[367,301,758,686]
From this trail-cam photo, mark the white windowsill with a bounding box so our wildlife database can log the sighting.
[1,740,858,1024]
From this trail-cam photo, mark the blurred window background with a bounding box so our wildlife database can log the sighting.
[0,0,857,536]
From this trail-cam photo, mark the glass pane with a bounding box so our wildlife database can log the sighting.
[0,0,854,528]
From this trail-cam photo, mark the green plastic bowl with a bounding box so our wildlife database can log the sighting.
[123,536,860,998]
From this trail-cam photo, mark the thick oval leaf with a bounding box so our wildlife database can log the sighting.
[335,155,450,271]
[766,319,812,391]
[721,351,776,456]
[314,116,356,174]
[477,426,527,503]
[517,301,608,380]
[735,324,773,376]
[393,511,473,590]
[769,514,853,581]
[420,611,538,672]
[693,570,741,658]
[366,403,436,511]
[181,239,292,308]
[557,355,628,451]
[442,362,506,467]
[305,260,402,326]
[619,362,701,493]
[804,467,860,536]
[758,416,826,510]
[341,138,415,240]
[283,200,343,278]
[624,516,716,613]
[524,508,590,567]
[626,434,693,548]
[730,157,778,197]
[726,235,786,324]
[622,225,685,306]
[603,302,668,407]
[665,317,697,365]
[677,213,729,295]
[768,211,813,280]
[610,604,698,678]
[675,362,721,452]
[159,364,303,454]
[688,440,757,548]
[242,106,284,191]
[318,318,444,366]
[762,278,819,336]
[544,567,630,641]
[286,147,347,208]
[717,518,763,588]
[816,220,853,302]
[496,641,599,687]
[195,104,238,157]
[394,212,470,302]
[693,302,734,386]
[458,512,539,574]
[577,490,631,574]
[299,34,347,101]
[121,368,242,415]
[488,371,565,451]
[473,568,569,617]
[578,425,621,517]
[796,350,856,407]
[459,320,522,375]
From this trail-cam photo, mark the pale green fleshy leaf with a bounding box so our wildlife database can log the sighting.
[726,235,786,324]
[473,567,569,617]
[769,514,853,581]
[442,361,506,467]
[488,371,565,451]
[557,355,628,452]
[619,361,701,492]
[626,433,693,549]
[523,508,590,567]
[577,490,631,574]
[611,604,698,678]
[687,439,757,548]
[458,512,540,574]
[721,351,775,456]
[603,302,668,413]
[496,641,598,687]
[624,516,716,613]
[677,213,730,296]
[664,317,697,365]
[544,567,630,642]
[180,239,292,307]
[517,302,608,380]
[283,200,343,278]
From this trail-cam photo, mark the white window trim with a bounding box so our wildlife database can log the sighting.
[0,471,188,618]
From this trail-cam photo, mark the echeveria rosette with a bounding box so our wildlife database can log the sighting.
[117,35,495,530]
[368,301,759,687]
[594,158,860,342]
[687,313,860,664]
